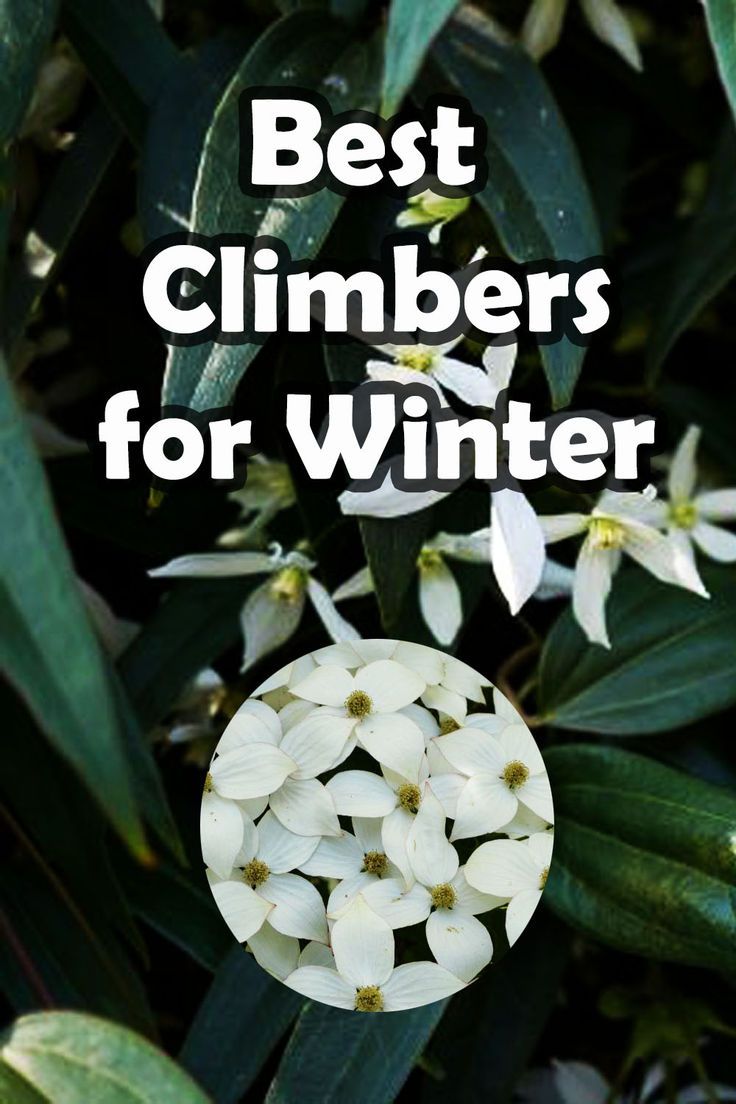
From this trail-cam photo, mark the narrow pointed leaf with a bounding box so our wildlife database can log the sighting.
[381,0,460,114]
[704,0,736,123]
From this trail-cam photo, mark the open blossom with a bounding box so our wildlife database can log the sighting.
[521,0,642,71]
[434,718,553,840]
[540,490,708,648]
[638,425,736,569]
[149,543,359,671]
[465,831,554,945]
[395,189,470,243]
[284,894,467,1011]
[299,817,403,913]
[365,336,499,408]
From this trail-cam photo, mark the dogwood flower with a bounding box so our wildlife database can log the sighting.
[465,831,553,945]
[638,426,736,568]
[434,719,554,840]
[521,0,642,71]
[284,894,467,1011]
[149,543,359,671]
[207,811,327,945]
[288,660,427,782]
[540,491,708,648]
[395,189,470,243]
[299,818,402,914]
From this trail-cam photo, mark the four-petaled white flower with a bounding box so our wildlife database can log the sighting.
[465,831,554,945]
[637,425,736,571]
[540,490,708,648]
[149,543,359,671]
[284,894,467,1011]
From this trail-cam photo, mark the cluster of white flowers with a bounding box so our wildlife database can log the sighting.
[201,640,554,1012]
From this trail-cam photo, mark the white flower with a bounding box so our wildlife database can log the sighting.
[288,660,427,782]
[207,811,327,945]
[521,0,642,72]
[540,490,709,648]
[395,189,470,244]
[465,831,553,945]
[284,894,467,1011]
[149,543,359,670]
[354,788,502,981]
[365,336,498,409]
[299,818,403,912]
[640,426,736,568]
[434,719,553,840]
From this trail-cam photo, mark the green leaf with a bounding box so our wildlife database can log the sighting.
[432,7,602,408]
[0,1012,210,1103]
[267,1000,446,1104]
[647,124,736,376]
[538,565,736,735]
[545,744,736,972]
[424,913,570,1104]
[61,0,179,145]
[180,947,300,1103]
[704,1,736,123]
[0,0,57,143]
[381,0,459,115]
[163,11,382,412]
[0,355,147,857]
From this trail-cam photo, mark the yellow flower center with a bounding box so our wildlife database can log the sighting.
[502,759,530,790]
[203,772,214,794]
[397,347,436,373]
[241,859,270,887]
[417,547,443,573]
[355,985,384,1012]
[588,517,627,550]
[670,500,698,530]
[539,867,549,890]
[431,883,457,910]
[362,850,389,876]
[397,783,422,814]
[440,717,460,735]
[345,689,373,718]
[269,565,306,603]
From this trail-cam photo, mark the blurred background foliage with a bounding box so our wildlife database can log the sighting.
[1,0,736,1100]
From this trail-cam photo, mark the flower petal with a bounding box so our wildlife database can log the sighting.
[381,962,466,1010]
[427,771,466,819]
[247,925,300,980]
[452,867,506,915]
[441,655,489,702]
[339,465,451,519]
[149,551,275,578]
[481,338,517,405]
[579,0,642,70]
[261,872,329,942]
[451,775,518,840]
[433,356,495,407]
[528,830,554,868]
[521,0,567,59]
[200,790,247,879]
[284,965,355,1009]
[331,895,395,988]
[270,777,341,837]
[392,643,445,686]
[534,557,576,600]
[352,816,384,854]
[407,786,459,886]
[299,942,336,968]
[399,701,441,740]
[539,513,589,543]
[326,870,375,916]
[505,887,543,945]
[420,684,467,724]
[307,577,362,643]
[357,713,425,783]
[418,557,463,645]
[692,521,736,563]
[255,810,320,873]
[381,806,415,887]
[493,687,522,723]
[332,566,375,603]
[498,723,546,774]
[517,773,555,823]
[426,910,492,982]
[624,520,708,596]
[241,579,305,672]
[216,711,279,754]
[491,489,546,615]
[572,538,617,648]
[299,831,364,878]
[325,770,397,817]
[210,744,297,800]
[277,698,318,734]
[236,699,282,740]
[355,660,426,713]
[696,488,736,521]
[209,879,272,942]
[357,878,432,929]
[278,710,356,779]
[433,729,506,777]
[465,839,542,896]
[289,665,355,708]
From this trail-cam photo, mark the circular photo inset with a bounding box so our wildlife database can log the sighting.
[201,639,554,1013]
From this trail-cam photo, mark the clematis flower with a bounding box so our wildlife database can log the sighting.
[540,490,709,648]
[354,788,502,981]
[465,831,553,945]
[521,0,642,71]
[207,811,327,945]
[149,543,359,671]
[365,337,498,408]
[637,426,736,569]
[434,719,554,840]
[395,189,470,244]
[288,660,428,782]
[217,454,295,548]
[284,894,467,1011]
